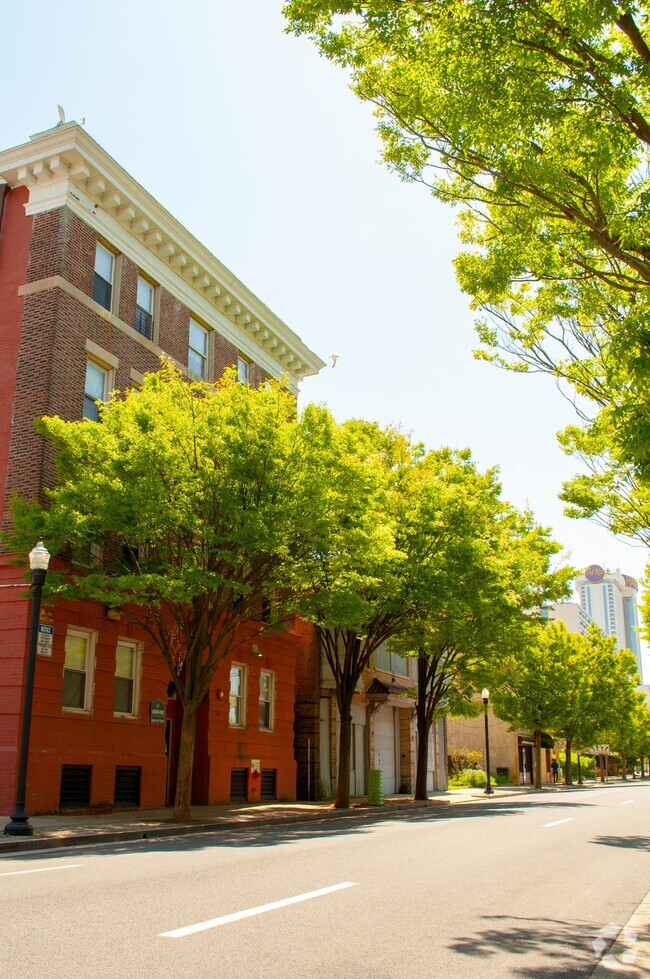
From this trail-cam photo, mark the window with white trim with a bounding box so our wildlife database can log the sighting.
[189,319,209,379]
[237,355,250,384]
[83,360,108,422]
[259,670,274,730]
[113,640,141,717]
[135,276,155,340]
[93,243,114,311]
[229,664,246,727]
[62,629,96,711]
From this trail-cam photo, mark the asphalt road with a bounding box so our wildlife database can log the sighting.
[1,782,648,978]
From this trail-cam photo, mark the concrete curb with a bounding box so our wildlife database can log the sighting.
[0,800,436,855]
[591,887,650,977]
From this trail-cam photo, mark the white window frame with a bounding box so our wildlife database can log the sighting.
[62,628,96,713]
[237,355,250,385]
[113,639,142,718]
[135,275,155,338]
[259,670,275,731]
[93,242,115,312]
[189,318,209,380]
[83,358,109,422]
[229,663,247,728]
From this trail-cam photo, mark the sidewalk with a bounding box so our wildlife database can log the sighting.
[1,783,538,855]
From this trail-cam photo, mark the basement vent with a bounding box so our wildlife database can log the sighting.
[230,768,248,802]
[114,766,141,808]
[59,765,91,809]
[261,769,277,801]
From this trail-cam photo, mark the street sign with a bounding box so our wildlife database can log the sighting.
[36,623,54,657]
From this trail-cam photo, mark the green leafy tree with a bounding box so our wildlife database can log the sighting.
[491,621,576,789]
[608,693,650,778]
[7,362,332,822]
[283,2,650,456]
[286,420,422,809]
[552,629,640,783]
[284,1,650,555]
[390,464,571,800]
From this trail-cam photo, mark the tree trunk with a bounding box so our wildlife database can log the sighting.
[173,702,197,822]
[564,740,573,785]
[641,756,646,780]
[334,689,354,809]
[621,755,628,780]
[414,654,431,801]
[534,730,543,790]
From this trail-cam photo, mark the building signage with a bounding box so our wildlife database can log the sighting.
[250,759,261,774]
[585,564,605,584]
[36,623,54,657]
[623,574,638,589]
[592,744,610,755]
[150,699,166,724]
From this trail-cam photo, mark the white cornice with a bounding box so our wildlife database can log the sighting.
[0,123,325,388]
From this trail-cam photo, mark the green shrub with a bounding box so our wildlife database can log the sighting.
[449,748,484,774]
[450,767,487,788]
[494,773,510,785]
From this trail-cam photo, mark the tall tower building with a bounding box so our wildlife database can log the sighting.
[575,565,643,680]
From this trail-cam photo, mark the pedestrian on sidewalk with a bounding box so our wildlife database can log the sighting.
[551,758,559,783]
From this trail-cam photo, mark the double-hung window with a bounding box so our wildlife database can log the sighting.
[83,360,108,422]
[93,243,114,311]
[62,629,95,711]
[237,355,250,385]
[259,671,274,730]
[135,276,154,340]
[189,319,208,379]
[229,664,246,727]
[114,640,141,716]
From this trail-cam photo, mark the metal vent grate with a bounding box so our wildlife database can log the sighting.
[230,768,248,802]
[261,769,277,801]
[114,766,141,808]
[59,765,91,809]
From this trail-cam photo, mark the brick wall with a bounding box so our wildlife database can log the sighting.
[0,187,32,520]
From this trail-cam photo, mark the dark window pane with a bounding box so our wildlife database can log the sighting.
[114,677,134,714]
[135,307,153,339]
[62,670,86,709]
[259,700,270,729]
[83,395,100,422]
[92,273,112,311]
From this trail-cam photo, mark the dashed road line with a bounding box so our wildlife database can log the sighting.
[543,817,575,828]
[0,864,81,877]
[160,881,358,938]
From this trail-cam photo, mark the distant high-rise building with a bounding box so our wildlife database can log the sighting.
[575,565,643,680]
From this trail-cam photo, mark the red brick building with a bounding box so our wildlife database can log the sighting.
[0,121,324,814]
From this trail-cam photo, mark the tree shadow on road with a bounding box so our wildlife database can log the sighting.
[591,835,650,852]
[448,914,601,978]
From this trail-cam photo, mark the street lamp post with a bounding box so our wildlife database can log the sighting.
[4,542,50,837]
[482,688,494,796]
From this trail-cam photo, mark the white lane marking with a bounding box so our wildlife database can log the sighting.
[620,800,634,806]
[160,881,358,938]
[544,818,575,828]
[0,864,81,878]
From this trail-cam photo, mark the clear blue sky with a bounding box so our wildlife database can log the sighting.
[3,1,648,676]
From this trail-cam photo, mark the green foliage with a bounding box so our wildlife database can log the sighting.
[5,361,334,820]
[448,747,484,775]
[283,1,650,597]
[491,622,641,756]
[449,768,487,788]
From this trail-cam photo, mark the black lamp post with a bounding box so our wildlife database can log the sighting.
[4,541,50,837]
[482,688,494,796]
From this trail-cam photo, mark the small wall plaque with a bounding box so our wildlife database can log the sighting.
[150,698,166,724]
